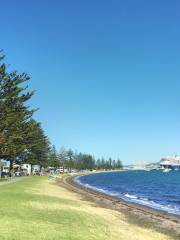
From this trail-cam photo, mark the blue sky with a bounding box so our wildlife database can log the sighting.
[1,0,180,164]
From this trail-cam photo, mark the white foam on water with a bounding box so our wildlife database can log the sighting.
[74,175,180,216]
[124,193,138,199]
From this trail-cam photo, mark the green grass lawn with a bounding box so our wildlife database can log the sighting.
[0,176,178,240]
[0,177,109,240]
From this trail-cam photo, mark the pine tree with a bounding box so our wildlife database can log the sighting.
[0,52,35,175]
[48,145,59,168]
[18,120,50,169]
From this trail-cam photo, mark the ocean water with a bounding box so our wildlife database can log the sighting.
[75,170,180,216]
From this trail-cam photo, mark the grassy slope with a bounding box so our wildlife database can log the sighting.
[0,176,178,240]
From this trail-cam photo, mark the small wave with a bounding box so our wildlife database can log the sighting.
[124,193,138,199]
[122,193,180,215]
[74,176,180,216]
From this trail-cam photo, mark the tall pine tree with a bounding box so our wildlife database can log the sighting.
[0,52,36,175]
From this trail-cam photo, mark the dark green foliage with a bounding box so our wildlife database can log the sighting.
[0,51,123,175]
[18,120,50,168]
[47,146,123,171]
[0,52,49,173]
[48,145,60,168]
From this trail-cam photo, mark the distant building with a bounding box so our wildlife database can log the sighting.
[21,164,31,175]
[1,161,10,173]
[32,165,40,172]
[1,162,33,175]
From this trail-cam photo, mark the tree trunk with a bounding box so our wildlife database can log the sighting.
[9,160,13,177]
[0,159,2,178]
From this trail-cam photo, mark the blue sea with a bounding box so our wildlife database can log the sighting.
[75,170,180,216]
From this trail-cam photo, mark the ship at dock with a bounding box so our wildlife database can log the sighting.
[160,155,180,170]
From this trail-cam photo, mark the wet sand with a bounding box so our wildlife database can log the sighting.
[56,173,180,238]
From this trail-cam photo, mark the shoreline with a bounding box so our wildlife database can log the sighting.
[57,172,180,237]
[74,171,180,218]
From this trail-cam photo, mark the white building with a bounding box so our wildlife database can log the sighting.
[21,164,31,175]
[32,165,40,172]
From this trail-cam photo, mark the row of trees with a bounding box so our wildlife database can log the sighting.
[0,51,123,176]
[48,146,123,171]
[0,51,50,176]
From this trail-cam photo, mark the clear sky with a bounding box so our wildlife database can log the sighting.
[1,0,180,164]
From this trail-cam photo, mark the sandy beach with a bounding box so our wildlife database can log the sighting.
[56,173,180,239]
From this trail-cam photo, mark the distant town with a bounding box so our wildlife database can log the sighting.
[123,155,180,171]
[1,155,180,178]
